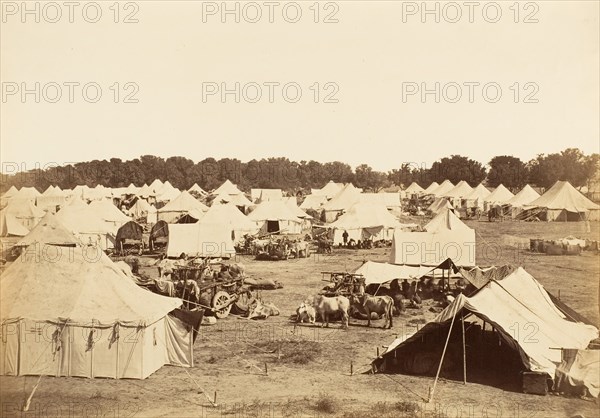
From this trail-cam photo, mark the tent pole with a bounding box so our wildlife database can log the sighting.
[427,312,457,403]
[461,313,466,385]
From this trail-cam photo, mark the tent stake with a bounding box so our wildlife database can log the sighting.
[461,313,467,385]
[22,375,42,412]
[428,311,457,403]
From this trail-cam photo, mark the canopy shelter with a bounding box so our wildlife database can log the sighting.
[247,200,304,235]
[423,182,440,195]
[521,181,599,221]
[372,267,598,397]
[198,202,258,243]
[166,223,236,258]
[321,183,362,222]
[329,202,404,245]
[463,183,491,209]
[0,245,192,379]
[354,259,460,286]
[390,209,475,267]
[311,181,345,199]
[157,191,209,223]
[430,180,455,197]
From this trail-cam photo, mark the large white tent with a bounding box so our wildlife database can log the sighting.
[198,203,258,242]
[212,179,242,196]
[525,181,599,221]
[329,202,405,245]
[321,183,362,222]
[1,199,45,229]
[247,200,304,234]
[0,245,191,379]
[311,181,344,199]
[0,210,30,237]
[430,180,455,197]
[484,184,515,209]
[166,223,236,258]
[390,209,476,266]
[157,191,209,223]
[463,183,491,209]
[373,267,598,388]
[423,182,440,195]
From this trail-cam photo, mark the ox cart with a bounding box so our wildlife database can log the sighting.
[319,272,366,297]
[171,266,250,318]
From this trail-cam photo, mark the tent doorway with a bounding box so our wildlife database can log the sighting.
[267,220,279,233]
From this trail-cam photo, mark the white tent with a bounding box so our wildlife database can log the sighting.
[423,182,440,195]
[157,191,209,223]
[525,181,599,221]
[212,179,242,196]
[444,181,474,206]
[166,223,236,258]
[404,182,425,197]
[354,260,458,286]
[311,181,344,199]
[427,197,454,215]
[430,180,455,197]
[1,186,18,199]
[374,267,598,381]
[390,209,476,266]
[12,187,41,201]
[0,210,30,237]
[0,245,191,379]
[16,212,81,247]
[329,202,405,245]
[88,199,131,231]
[251,189,283,203]
[138,183,154,198]
[155,181,181,202]
[189,183,207,196]
[300,194,328,211]
[360,193,401,209]
[484,184,515,209]
[55,202,116,250]
[149,179,164,194]
[1,199,45,229]
[505,184,540,208]
[247,200,303,234]
[129,199,157,223]
[198,203,258,242]
[321,183,362,222]
[463,183,491,209]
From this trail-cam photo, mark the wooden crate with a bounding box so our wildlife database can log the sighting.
[522,372,549,395]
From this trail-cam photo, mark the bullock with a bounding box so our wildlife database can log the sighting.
[352,294,394,329]
[296,303,316,324]
[312,295,349,329]
[248,301,280,320]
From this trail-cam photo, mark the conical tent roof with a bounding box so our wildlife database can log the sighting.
[149,179,164,193]
[424,182,440,194]
[159,190,208,213]
[1,185,18,199]
[88,199,131,223]
[199,203,257,232]
[56,202,115,234]
[405,182,425,194]
[0,210,30,237]
[124,183,138,194]
[1,246,181,326]
[484,184,515,204]
[189,183,207,195]
[129,198,155,217]
[322,183,362,211]
[505,184,541,207]
[16,212,81,247]
[311,181,345,198]
[139,183,154,197]
[528,181,599,212]
[156,182,182,202]
[248,200,302,222]
[427,197,453,214]
[212,192,253,207]
[212,179,242,196]
[13,187,41,199]
[300,194,327,210]
[444,181,474,198]
[283,196,311,218]
[464,183,491,201]
[42,185,56,196]
[430,180,455,196]
[330,202,401,229]
[425,208,472,232]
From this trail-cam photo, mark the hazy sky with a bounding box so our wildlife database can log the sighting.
[1,1,599,172]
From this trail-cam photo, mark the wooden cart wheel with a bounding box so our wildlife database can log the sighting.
[212,291,232,319]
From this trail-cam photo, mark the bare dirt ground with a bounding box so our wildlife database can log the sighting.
[1,219,599,417]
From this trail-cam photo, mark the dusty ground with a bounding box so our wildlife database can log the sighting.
[1,219,599,417]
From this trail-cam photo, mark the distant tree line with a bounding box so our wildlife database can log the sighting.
[1,148,598,194]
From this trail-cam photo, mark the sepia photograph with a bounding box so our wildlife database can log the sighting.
[0,1,599,417]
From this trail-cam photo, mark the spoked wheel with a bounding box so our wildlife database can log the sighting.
[212,291,232,319]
